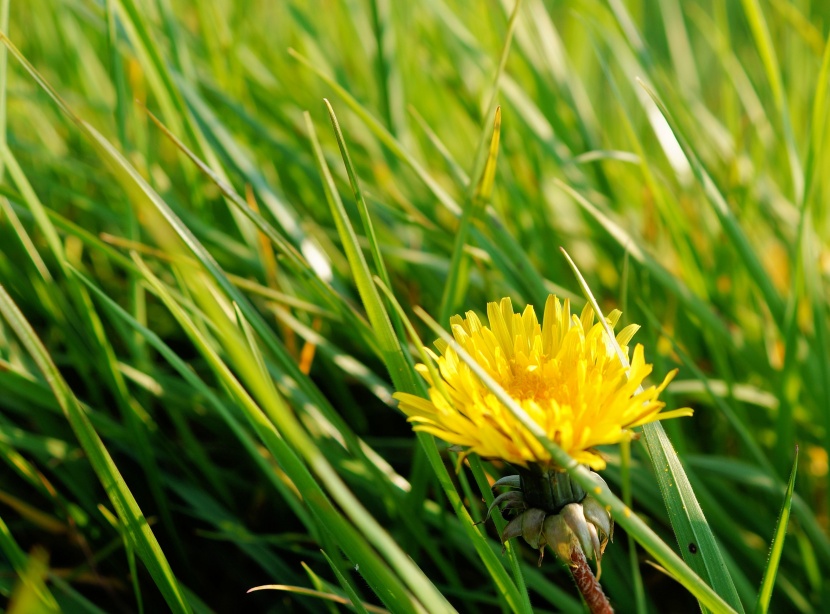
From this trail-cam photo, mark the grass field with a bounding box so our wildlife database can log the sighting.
[1,0,829,612]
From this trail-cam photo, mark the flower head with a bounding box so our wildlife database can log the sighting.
[394,295,691,470]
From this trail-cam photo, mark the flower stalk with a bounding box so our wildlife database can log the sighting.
[570,544,613,614]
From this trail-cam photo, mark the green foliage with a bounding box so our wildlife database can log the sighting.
[0,0,827,611]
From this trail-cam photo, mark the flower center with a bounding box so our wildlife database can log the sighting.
[506,364,554,404]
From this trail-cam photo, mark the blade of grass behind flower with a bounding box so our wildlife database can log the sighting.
[438,106,502,323]
[414,301,738,614]
[562,247,745,613]
[323,99,411,365]
[754,446,799,614]
[0,286,192,613]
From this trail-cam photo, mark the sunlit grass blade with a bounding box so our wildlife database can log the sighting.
[306,108,417,392]
[438,106,502,323]
[0,285,192,613]
[754,446,798,614]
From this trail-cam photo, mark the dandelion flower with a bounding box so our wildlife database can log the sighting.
[395,295,693,589]
[393,295,691,470]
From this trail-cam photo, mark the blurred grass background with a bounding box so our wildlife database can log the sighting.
[0,0,828,612]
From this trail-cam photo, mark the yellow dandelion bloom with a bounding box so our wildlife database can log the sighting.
[394,296,692,470]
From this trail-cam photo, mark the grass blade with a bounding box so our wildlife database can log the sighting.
[754,446,799,614]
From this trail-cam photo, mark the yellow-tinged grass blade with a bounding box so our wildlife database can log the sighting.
[0,285,191,614]
[247,584,387,613]
[6,546,57,614]
[0,518,58,612]
[438,106,502,324]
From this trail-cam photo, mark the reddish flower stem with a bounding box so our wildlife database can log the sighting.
[570,548,613,614]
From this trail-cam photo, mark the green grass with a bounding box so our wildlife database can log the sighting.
[0,0,828,612]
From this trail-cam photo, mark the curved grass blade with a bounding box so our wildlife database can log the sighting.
[305,110,418,393]
[0,286,192,614]
[247,584,386,613]
[754,446,798,614]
